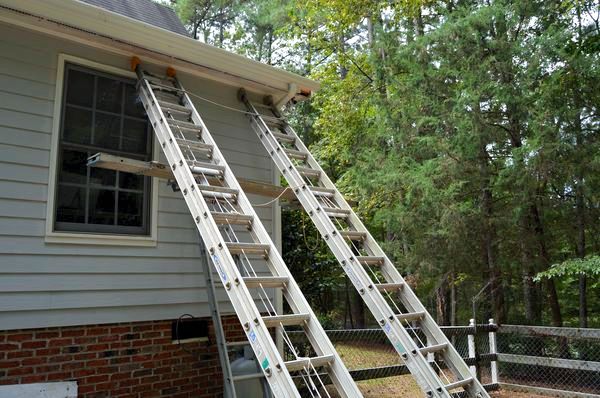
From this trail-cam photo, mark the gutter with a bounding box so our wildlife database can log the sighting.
[0,0,319,101]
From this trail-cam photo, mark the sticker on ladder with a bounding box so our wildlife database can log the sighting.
[383,322,406,354]
[211,254,228,283]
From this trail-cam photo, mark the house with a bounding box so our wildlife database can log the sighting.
[0,0,319,396]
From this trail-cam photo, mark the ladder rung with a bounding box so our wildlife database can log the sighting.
[226,242,270,255]
[375,282,404,292]
[262,313,310,328]
[396,311,426,322]
[271,131,295,144]
[355,256,385,266]
[284,354,334,372]
[157,100,191,115]
[226,340,250,348]
[149,82,184,93]
[265,118,286,127]
[243,276,289,288]
[154,91,181,103]
[210,211,253,225]
[168,119,203,133]
[232,372,264,382]
[188,161,225,177]
[198,185,238,196]
[323,207,351,217]
[420,342,448,355]
[309,186,336,198]
[176,138,213,156]
[445,377,473,391]
[284,148,308,160]
[297,166,321,178]
[145,75,176,87]
[339,230,367,241]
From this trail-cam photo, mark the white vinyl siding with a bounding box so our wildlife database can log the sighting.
[0,23,279,330]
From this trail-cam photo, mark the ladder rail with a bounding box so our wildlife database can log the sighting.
[135,67,363,398]
[200,244,237,398]
[240,93,490,398]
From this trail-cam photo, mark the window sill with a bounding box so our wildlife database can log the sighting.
[45,231,157,247]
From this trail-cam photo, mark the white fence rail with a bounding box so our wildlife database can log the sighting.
[497,324,600,397]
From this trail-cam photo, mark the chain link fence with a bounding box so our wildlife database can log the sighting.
[285,322,499,397]
[497,325,600,395]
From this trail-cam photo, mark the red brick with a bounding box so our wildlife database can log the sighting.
[47,371,72,381]
[8,367,34,376]
[87,343,110,351]
[22,357,47,366]
[86,374,109,383]
[48,338,73,347]
[35,364,60,373]
[73,352,96,360]
[36,348,60,356]
[87,359,109,367]
[0,343,18,351]
[86,327,109,336]
[22,374,47,384]
[73,368,96,378]
[7,350,33,359]
[110,326,131,334]
[98,334,119,343]
[6,333,33,342]
[22,340,47,349]
[61,329,85,337]
[60,360,84,370]
[36,331,60,339]
[78,384,94,394]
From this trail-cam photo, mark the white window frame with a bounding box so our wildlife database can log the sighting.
[45,54,159,247]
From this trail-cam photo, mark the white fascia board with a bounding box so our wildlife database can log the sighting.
[0,0,320,97]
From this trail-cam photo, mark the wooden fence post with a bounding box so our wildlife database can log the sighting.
[468,318,477,377]
[489,318,499,384]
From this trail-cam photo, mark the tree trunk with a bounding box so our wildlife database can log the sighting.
[475,102,505,324]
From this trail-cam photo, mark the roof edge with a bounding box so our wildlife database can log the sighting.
[0,0,320,97]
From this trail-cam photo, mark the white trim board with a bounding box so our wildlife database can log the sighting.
[44,53,159,247]
[0,382,77,398]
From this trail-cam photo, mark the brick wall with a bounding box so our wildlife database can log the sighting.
[0,316,244,397]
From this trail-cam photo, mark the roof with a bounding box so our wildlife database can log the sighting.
[79,0,188,36]
[0,0,319,101]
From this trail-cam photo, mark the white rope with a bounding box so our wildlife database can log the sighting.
[251,186,293,207]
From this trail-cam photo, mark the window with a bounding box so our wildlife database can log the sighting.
[54,63,152,235]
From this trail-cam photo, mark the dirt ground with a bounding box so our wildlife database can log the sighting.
[355,387,550,397]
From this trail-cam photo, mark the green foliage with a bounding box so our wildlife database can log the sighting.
[173,0,600,327]
[536,256,600,282]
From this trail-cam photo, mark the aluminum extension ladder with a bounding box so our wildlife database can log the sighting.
[239,91,490,398]
[131,59,363,398]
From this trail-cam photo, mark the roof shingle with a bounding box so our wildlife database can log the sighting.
[79,0,189,36]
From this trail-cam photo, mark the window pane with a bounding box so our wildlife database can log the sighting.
[89,189,115,225]
[119,172,144,191]
[66,69,94,107]
[94,113,120,150]
[96,76,122,113]
[56,185,86,223]
[124,85,145,118]
[56,65,152,235]
[118,192,143,226]
[63,106,92,144]
[122,119,148,153]
[59,149,88,184]
[90,167,116,187]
